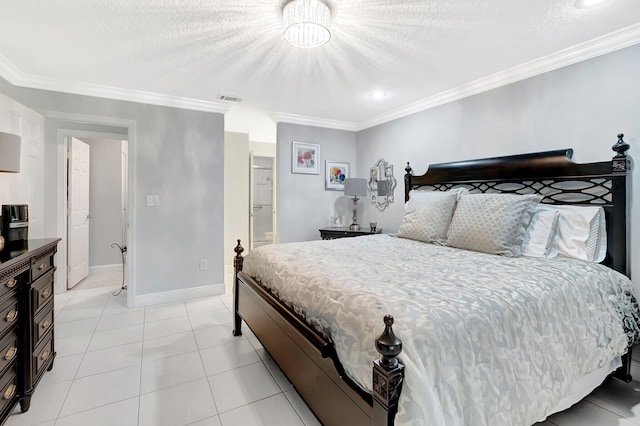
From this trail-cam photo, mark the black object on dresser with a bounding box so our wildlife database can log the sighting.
[0,238,59,422]
[1,206,29,247]
[319,227,382,240]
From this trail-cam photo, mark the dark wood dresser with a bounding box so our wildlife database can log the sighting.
[0,238,59,423]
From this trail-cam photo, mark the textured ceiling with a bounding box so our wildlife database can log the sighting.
[0,0,639,126]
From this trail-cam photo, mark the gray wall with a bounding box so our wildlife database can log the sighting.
[356,43,640,291]
[0,77,225,296]
[81,138,123,268]
[277,123,357,243]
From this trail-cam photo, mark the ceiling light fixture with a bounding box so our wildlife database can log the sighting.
[283,0,331,48]
[574,0,610,8]
[369,91,388,100]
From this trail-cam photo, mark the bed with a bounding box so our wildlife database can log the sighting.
[232,134,638,426]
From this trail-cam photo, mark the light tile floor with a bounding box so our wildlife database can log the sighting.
[5,274,640,425]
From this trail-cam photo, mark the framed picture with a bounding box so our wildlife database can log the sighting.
[292,141,320,174]
[325,161,349,191]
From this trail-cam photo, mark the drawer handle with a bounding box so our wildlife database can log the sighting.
[38,263,47,271]
[5,310,17,322]
[40,349,51,361]
[42,319,51,329]
[5,278,17,289]
[4,346,16,361]
[3,384,15,400]
[41,288,51,299]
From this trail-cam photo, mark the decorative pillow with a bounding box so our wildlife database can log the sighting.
[446,193,542,256]
[521,208,561,258]
[538,205,607,262]
[396,189,466,243]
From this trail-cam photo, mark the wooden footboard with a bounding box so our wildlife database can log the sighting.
[232,240,404,426]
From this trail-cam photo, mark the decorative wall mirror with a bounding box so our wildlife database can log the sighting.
[368,158,397,211]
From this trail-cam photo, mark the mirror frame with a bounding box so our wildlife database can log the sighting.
[368,158,397,211]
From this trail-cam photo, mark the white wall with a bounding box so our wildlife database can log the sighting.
[250,141,277,156]
[356,43,640,292]
[80,137,123,269]
[0,92,46,239]
[223,132,250,294]
[0,77,226,303]
[277,123,357,243]
[225,103,277,144]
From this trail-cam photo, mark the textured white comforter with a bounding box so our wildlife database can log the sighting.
[243,234,640,426]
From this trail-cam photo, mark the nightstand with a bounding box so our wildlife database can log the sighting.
[319,227,382,240]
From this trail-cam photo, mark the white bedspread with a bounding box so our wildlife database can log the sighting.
[243,234,640,426]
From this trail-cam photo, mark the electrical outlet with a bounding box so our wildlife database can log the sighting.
[199,259,208,271]
[146,195,160,207]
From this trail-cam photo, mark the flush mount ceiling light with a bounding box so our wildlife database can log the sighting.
[369,90,388,100]
[283,0,331,48]
[574,0,610,8]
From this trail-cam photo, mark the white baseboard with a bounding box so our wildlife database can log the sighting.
[131,283,225,308]
[89,264,123,276]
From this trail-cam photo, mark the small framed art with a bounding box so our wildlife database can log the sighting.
[325,161,349,191]
[292,141,320,174]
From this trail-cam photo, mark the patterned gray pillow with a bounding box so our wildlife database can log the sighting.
[396,189,466,243]
[446,193,542,256]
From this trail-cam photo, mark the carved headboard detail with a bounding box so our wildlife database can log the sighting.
[404,134,630,275]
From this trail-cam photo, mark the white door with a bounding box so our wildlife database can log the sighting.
[68,137,90,289]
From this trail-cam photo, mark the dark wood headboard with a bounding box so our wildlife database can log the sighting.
[404,134,631,276]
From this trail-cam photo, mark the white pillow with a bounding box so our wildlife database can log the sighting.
[396,189,466,243]
[538,204,607,262]
[446,193,542,257]
[521,208,560,258]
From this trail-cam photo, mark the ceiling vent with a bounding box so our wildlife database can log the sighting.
[218,94,242,103]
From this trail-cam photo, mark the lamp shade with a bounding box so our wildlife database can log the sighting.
[0,131,21,173]
[344,178,367,197]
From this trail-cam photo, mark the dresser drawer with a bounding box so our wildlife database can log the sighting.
[33,301,53,346]
[31,252,53,282]
[0,330,17,377]
[32,271,54,315]
[0,367,17,414]
[0,271,22,300]
[0,295,18,338]
[33,334,53,378]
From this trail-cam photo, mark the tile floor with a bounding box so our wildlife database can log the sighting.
[5,273,640,426]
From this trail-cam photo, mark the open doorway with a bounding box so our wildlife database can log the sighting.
[66,135,129,290]
[250,154,276,250]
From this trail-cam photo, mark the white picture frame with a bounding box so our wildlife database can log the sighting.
[325,160,349,191]
[292,141,320,174]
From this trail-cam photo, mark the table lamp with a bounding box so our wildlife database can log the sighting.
[344,178,368,231]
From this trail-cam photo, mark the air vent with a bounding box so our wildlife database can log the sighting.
[218,94,242,103]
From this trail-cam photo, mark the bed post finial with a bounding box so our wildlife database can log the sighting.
[612,133,630,172]
[232,240,244,336]
[372,315,404,426]
[234,239,244,268]
[404,163,413,203]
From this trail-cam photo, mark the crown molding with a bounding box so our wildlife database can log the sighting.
[0,53,230,115]
[272,112,358,132]
[1,22,638,129]
[356,22,640,131]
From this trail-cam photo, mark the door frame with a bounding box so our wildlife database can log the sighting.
[249,151,277,248]
[47,111,136,309]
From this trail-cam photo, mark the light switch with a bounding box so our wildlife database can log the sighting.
[146,195,160,207]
